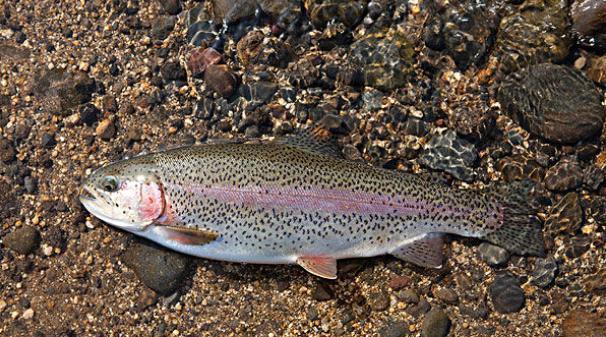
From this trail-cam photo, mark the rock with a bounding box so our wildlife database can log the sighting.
[367,289,390,311]
[349,29,416,91]
[562,310,606,337]
[204,65,238,98]
[572,0,606,51]
[95,119,116,140]
[497,154,545,183]
[248,81,278,103]
[388,275,411,290]
[498,63,605,144]
[425,0,499,70]
[379,321,409,337]
[257,0,302,30]
[15,31,26,44]
[32,69,96,115]
[160,61,186,82]
[187,20,219,47]
[396,288,419,304]
[237,31,293,68]
[422,309,451,337]
[402,118,428,137]
[304,0,365,29]
[419,130,478,182]
[478,242,511,266]
[544,158,583,192]
[586,56,606,85]
[40,133,56,148]
[79,103,101,126]
[187,47,222,78]
[211,0,256,23]
[151,16,176,41]
[312,282,333,301]
[122,240,192,294]
[531,257,557,288]
[407,298,431,317]
[24,176,37,194]
[157,0,181,15]
[583,165,604,190]
[493,0,571,75]
[3,226,41,255]
[488,272,525,313]
[545,192,583,235]
[0,138,16,163]
[432,287,459,305]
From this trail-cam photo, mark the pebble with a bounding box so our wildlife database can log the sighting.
[367,289,390,311]
[498,63,605,144]
[161,61,187,82]
[0,138,16,163]
[545,192,583,235]
[22,308,34,320]
[562,310,606,337]
[248,81,278,104]
[419,130,478,182]
[122,240,192,295]
[95,119,116,140]
[488,272,525,313]
[237,31,293,68]
[24,176,37,194]
[544,158,583,192]
[79,103,101,126]
[586,56,606,85]
[421,309,451,337]
[396,288,419,304]
[204,65,238,98]
[157,0,181,15]
[40,133,57,148]
[379,321,408,337]
[572,0,606,51]
[478,242,511,266]
[388,275,411,290]
[530,257,557,288]
[432,287,458,305]
[3,225,40,255]
[187,47,222,78]
[312,282,333,301]
[151,16,176,41]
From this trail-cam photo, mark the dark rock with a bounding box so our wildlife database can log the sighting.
[102,95,118,114]
[0,138,16,163]
[545,192,583,235]
[79,103,101,126]
[494,1,571,75]
[419,130,478,182]
[237,31,293,68]
[421,309,451,337]
[498,63,605,144]
[161,61,186,82]
[24,176,37,194]
[151,16,176,41]
[32,69,96,114]
[304,0,365,29]
[211,0,255,23]
[122,240,192,294]
[204,65,238,98]
[157,0,181,15]
[187,47,222,78]
[530,257,557,288]
[402,118,428,137]
[367,289,390,311]
[312,282,333,301]
[488,272,525,313]
[14,31,26,44]
[562,310,606,337]
[497,154,544,183]
[564,236,591,259]
[583,166,604,191]
[379,321,409,337]
[544,158,583,192]
[3,226,40,255]
[586,56,606,85]
[396,288,419,304]
[572,0,606,51]
[407,298,431,317]
[40,133,56,148]
[258,0,301,30]
[349,29,415,91]
[432,287,459,305]
[478,242,511,266]
[187,20,219,47]
[248,81,278,103]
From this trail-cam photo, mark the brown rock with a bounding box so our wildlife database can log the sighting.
[572,0,606,51]
[95,119,116,140]
[204,64,238,98]
[545,192,583,234]
[587,56,606,84]
[236,31,293,68]
[432,286,459,305]
[3,226,40,255]
[187,47,222,78]
[562,310,606,337]
[388,275,411,290]
[544,158,584,192]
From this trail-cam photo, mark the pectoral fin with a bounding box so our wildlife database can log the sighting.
[297,256,338,279]
[391,233,444,268]
[154,225,219,245]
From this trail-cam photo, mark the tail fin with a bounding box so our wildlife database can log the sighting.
[481,181,545,256]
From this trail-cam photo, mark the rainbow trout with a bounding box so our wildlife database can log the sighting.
[80,132,544,279]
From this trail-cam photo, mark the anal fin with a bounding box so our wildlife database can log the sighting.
[297,256,337,279]
[391,233,445,268]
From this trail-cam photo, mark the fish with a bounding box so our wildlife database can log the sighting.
[79,128,545,279]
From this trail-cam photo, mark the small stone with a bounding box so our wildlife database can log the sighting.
[478,242,511,266]
[161,61,187,82]
[248,81,278,104]
[396,289,419,304]
[0,138,16,163]
[151,16,177,41]
[79,103,101,126]
[562,310,606,337]
[95,119,116,140]
[545,192,583,234]
[0,299,6,312]
[14,31,26,44]
[544,158,583,192]
[237,31,293,68]
[204,64,238,98]
[122,240,192,295]
[488,272,525,313]
[419,130,478,182]
[3,225,40,255]
[312,282,333,301]
[187,47,222,78]
[367,289,390,311]
[402,118,428,137]
[158,0,181,15]
[498,63,605,144]
[379,321,409,337]
[531,257,558,288]
[572,0,606,51]
[24,176,37,194]
[432,287,458,305]
[421,309,451,337]
[586,56,606,85]
[22,308,34,320]
[388,275,411,290]
[40,133,56,148]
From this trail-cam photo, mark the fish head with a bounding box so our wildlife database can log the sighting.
[80,157,165,232]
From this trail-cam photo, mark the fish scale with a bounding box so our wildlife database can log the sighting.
[81,140,545,279]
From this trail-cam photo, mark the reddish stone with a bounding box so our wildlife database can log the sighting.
[204,64,238,98]
[187,47,222,78]
[388,275,411,290]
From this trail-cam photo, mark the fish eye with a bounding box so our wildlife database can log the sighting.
[100,176,119,192]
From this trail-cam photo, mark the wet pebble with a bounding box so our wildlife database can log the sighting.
[95,119,116,140]
[478,242,510,266]
[204,65,238,98]
[40,133,56,148]
[544,158,583,192]
[396,288,419,304]
[79,103,101,126]
[488,272,525,313]
[421,309,451,337]
[379,321,408,337]
[157,0,181,15]
[498,63,605,144]
[3,226,40,255]
[0,138,16,163]
[122,240,192,294]
[572,0,606,51]
[419,130,478,182]
[545,192,583,235]
[187,47,222,78]
[432,286,458,305]
[161,61,186,83]
[388,275,411,291]
[367,289,390,311]
[151,16,176,41]
[237,31,293,68]
[530,257,557,288]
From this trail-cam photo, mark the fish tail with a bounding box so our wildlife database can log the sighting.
[480,180,545,256]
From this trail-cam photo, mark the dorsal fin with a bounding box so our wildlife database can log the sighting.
[273,118,343,158]
[391,233,445,268]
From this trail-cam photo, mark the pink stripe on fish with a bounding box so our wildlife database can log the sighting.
[170,184,477,217]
